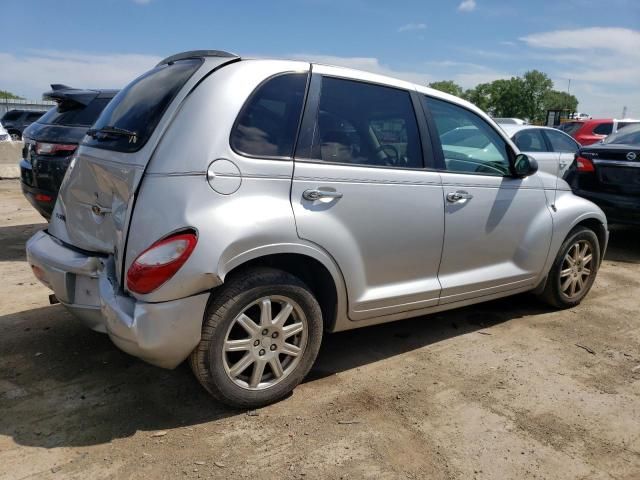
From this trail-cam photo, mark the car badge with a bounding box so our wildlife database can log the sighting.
[626,152,637,161]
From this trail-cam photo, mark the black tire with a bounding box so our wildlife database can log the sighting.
[8,130,21,141]
[189,267,323,408]
[538,226,600,308]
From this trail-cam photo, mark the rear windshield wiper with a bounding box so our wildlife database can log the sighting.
[86,126,138,143]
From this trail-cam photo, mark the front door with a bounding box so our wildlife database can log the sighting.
[291,70,445,320]
[512,128,560,176]
[423,96,553,304]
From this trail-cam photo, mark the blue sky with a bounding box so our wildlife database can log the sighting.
[1,0,638,117]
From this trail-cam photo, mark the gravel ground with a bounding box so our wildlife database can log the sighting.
[0,179,639,480]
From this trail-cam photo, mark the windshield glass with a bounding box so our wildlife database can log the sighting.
[603,124,640,145]
[83,58,201,153]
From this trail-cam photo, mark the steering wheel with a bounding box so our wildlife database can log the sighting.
[374,144,400,166]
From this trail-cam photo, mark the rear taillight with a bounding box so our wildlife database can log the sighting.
[126,232,197,294]
[35,142,76,155]
[576,156,595,172]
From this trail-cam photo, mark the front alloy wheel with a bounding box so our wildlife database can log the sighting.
[559,240,593,299]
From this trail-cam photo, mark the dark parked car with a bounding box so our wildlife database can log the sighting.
[565,123,640,225]
[20,85,117,218]
[1,109,47,140]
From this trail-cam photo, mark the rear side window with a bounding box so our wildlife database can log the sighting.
[558,122,582,136]
[304,77,423,168]
[544,129,579,153]
[1,111,21,121]
[513,129,547,152]
[38,98,111,127]
[231,73,308,158]
[593,123,613,135]
[84,58,202,152]
[26,112,44,121]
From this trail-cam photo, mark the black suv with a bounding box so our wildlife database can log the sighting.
[20,85,118,218]
[1,109,47,140]
[565,123,640,225]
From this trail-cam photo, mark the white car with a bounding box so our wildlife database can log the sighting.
[500,124,580,177]
[493,117,528,125]
[0,122,11,142]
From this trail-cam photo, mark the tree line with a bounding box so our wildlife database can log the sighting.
[428,71,578,123]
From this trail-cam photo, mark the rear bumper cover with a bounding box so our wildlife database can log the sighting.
[26,230,208,368]
[574,189,640,225]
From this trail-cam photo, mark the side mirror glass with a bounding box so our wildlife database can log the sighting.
[513,153,538,177]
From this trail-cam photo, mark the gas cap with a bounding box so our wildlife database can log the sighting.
[206,159,241,195]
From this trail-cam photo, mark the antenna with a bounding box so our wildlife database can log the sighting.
[621,106,627,119]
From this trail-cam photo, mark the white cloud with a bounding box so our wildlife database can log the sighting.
[520,27,640,117]
[0,50,161,99]
[289,54,436,85]
[457,0,477,12]
[398,23,426,33]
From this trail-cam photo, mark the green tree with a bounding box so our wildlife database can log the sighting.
[543,90,578,114]
[520,70,554,122]
[428,80,464,97]
[0,90,23,100]
[463,83,493,112]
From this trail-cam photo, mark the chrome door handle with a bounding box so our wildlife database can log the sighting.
[302,189,343,201]
[446,190,473,203]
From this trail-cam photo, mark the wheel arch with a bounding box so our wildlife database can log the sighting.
[218,244,348,332]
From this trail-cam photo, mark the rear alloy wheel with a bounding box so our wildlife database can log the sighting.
[190,268,323,408]
[538,226,600,308]
[222,295,308,390]
[9,131,21,141]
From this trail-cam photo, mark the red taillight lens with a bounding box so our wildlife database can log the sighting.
[576,156,595,172]
[126,232,197,294]
[34,193,53,202]
[35,142,77,155]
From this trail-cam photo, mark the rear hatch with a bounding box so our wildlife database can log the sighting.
[578,144,640,195]
[48,52,238,282]
[22,88,114,190]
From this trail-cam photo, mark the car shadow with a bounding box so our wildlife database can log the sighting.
[0,293,549,449]
[0,223,46,261]
[604,225,640,263]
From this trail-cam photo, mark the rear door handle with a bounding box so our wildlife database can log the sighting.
[303,189,343,201]
[446,190,473,203]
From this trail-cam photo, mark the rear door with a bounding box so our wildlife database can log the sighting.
[291,69,445,320]
[543,128,580,177]
[48,55,237,281]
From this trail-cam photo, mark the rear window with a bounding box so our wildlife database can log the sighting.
[83,58,201,153]
[38,98,111,127]
[603,124,640,145]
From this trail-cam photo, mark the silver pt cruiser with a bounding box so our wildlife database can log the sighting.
[27,50,608,407]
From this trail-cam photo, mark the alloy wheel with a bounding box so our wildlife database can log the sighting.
[560,240,593,299]
[222,295,308,390]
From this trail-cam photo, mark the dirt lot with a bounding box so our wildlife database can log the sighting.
[1,179,639,480]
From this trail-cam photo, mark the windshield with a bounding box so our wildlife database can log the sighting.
[603,124,640,145]
[558,122,582,136]
[83,58,202,153]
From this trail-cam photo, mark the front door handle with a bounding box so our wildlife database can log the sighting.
[446,190,473,203]
[303,189,343,201]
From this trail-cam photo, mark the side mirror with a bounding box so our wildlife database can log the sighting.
[513,153,538,177]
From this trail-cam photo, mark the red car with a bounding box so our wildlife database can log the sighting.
[559,119,640,146]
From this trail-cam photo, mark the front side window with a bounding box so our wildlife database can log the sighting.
[306,77,423,168]
[544,129,579,153]
[231,73,307,158]
[425,97,511,176]
[593,122,613,135]
[513,129,548,152]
